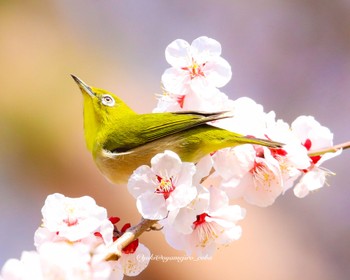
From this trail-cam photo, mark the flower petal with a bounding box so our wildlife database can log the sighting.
[202,56,232,88]
[167,184,197,211]
[121,243,150,277]
[191,36,222,64]
[128,165,157,198]
[151,150,182,178]
[161,67,191,95]
[136,193,167,220]
[165,39,192,67]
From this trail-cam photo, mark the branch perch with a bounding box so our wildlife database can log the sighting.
[308,141,350,157]
[104,218,158,261]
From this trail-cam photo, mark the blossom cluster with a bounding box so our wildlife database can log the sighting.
[128,36,341,255]
[0,194,150,280]
[154,36,341,202]
[128,150,245,257]
[1,36,342,279]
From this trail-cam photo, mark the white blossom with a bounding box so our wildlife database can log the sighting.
[162,187,245,257]
[155,36,232,112]
[291,116,341,197]
[128,150,197,220]
[41,193,109,242]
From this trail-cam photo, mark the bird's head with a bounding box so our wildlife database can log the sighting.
[71,75,135,152]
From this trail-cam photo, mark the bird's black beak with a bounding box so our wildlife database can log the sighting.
[71,74,96,98]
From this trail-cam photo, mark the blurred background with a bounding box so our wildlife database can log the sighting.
[0,0,349,279]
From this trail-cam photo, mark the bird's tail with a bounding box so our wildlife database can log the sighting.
[237,135,283,149]
[198,111,284,149]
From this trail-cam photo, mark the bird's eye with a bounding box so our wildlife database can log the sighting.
[101,94,115,107]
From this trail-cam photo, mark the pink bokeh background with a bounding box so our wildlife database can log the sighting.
[0,1,349,279]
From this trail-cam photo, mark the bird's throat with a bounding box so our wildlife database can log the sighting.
[83,98,100,153]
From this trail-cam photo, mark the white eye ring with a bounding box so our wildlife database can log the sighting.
[101,94,115,107]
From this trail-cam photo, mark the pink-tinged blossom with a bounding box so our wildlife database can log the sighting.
[118,243,151,277]
[105,219,150,277]
[264,118,311,192]
[270,143,310,192]
[37,242,93,279]
[41,193,109,242]
[213,145,284,207]
[128,150,197,220]
[34,227,66,249]
[3,194,119,280]
[105,262,124,280]
[291,116,341,198]
[162,156,213,234]
[1,242,114,280]
[162,187,245,257]
[212,97,275,137]
[163,36,231,93]
[292,116,333,150]
[1,251,42,280]
[155,36,232,112]
[214,113,314,203]
[180,88,235,112]
[293,151,341,198]
[154,87,233,113]
[153,92,183,112]
[34,219,114,251]
[165,184,211,235]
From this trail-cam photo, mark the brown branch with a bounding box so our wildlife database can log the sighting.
[308,141,350,157]
[104,218,158,261]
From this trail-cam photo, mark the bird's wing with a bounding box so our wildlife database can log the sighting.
[143,111,232,138]
[104,111,233,153]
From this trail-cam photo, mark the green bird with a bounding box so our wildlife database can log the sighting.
[72,75,282,185]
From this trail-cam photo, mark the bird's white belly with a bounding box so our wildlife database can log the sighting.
[94,135,199,185]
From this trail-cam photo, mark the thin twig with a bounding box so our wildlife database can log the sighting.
[104,218,158,261]
[308,141,350,157]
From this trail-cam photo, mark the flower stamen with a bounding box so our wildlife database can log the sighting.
[181,59,206,79]
[155,175,175,199]
[250,161,272,192]
[193,213,220,248]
